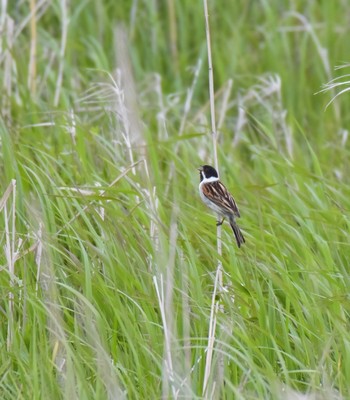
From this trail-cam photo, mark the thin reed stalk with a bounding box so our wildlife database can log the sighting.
[202,0,225,398]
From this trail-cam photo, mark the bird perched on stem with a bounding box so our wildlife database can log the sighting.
[198,165,245,248]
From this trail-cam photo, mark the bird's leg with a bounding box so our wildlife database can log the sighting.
[216,217,225,226]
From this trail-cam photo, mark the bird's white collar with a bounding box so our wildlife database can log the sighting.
[201,175,219,184]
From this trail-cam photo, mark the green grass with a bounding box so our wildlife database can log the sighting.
[1,1,350,399]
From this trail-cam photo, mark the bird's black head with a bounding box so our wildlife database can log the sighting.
[198,165,218,182]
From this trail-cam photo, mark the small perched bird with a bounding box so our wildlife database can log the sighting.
[198,165,245,247]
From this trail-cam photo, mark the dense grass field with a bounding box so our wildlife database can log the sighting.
[1,1,350,399]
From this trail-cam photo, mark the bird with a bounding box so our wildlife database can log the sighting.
[198,165,245,247]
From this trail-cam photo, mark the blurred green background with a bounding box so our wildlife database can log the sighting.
[1,1,350,399]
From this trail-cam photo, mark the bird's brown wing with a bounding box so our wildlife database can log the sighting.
[202,181,241,217]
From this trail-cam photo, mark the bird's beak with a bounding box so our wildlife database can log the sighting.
[197,166,203,171]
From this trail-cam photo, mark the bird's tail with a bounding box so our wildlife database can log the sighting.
[229,217,245,248]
